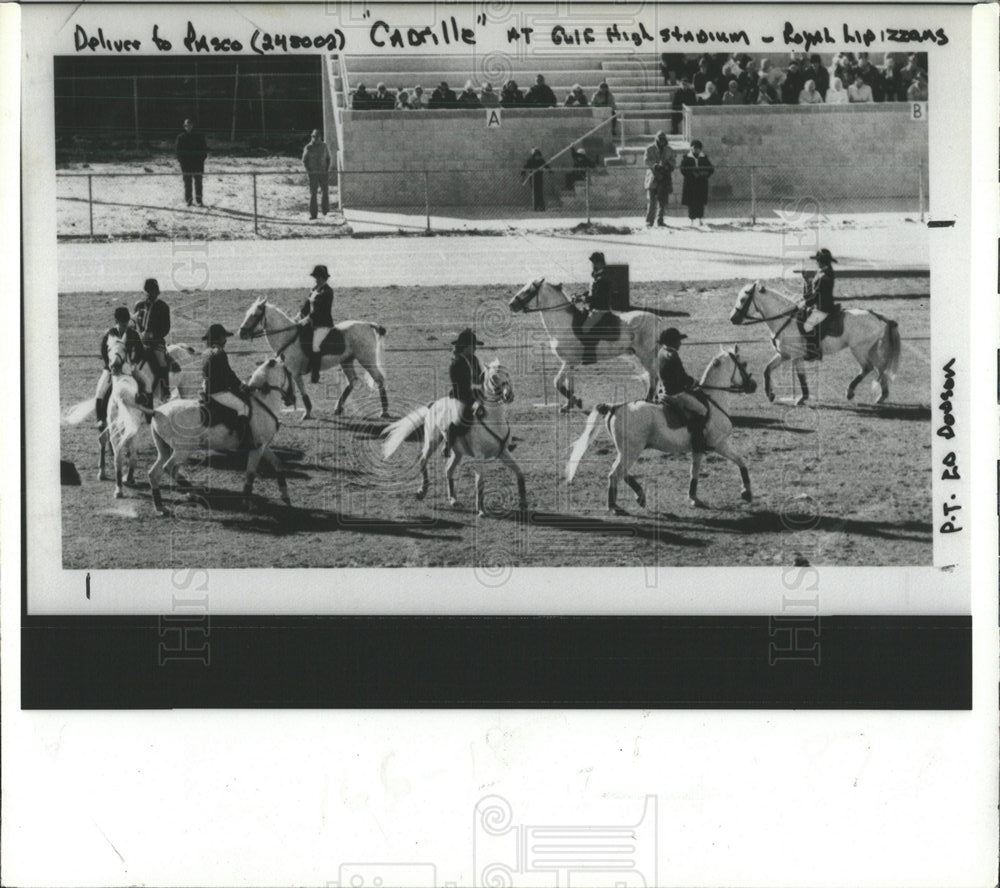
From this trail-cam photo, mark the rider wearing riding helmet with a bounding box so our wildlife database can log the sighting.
[200,323,249,440]
[800,247,838,358]
[656,327,709,453]
[133,278,171,400]
[446,327,485,453]
[95,306,144,429]
[579,251,614,364]
[297,264,335,384]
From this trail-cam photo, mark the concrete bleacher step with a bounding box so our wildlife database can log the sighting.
[345,55,605,73]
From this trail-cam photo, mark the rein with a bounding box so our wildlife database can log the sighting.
[515,284,576,314]
[738,290,798,328]
[474,414,512,451]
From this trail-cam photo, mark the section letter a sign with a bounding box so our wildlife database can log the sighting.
[486,108,502,128]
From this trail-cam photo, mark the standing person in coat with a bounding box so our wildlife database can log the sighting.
[445,328,485,453]
[302,129,332,220]
[522,148,547,211]
[175,118,208,207]
[680,140,714,227]
[133,278,171,399]
[656,327,709,453]
[199,324,249,438]
[643,130,674,228]
[296,264,336,383]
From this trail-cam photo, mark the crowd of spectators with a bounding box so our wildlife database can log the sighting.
[665,52,927,124]
[350,74,620,114]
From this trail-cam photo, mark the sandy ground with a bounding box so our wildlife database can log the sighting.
[59,277,931,569]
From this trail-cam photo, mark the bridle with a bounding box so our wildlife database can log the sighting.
[510,280,572,314]
[472,365,514,450]
[246,362,296,430]
[700,351,756,395]
[241,302,300,341]
[733,284,797,337]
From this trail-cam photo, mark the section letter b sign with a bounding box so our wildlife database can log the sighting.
[911,102,927,121]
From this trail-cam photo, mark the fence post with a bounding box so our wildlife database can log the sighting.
[230,64,240,142]
[132,76,139,147]
[618,112,625,152]
[252,172,258,235]
[424,170,430,233]
[918,159,925,222]
[750,166,757,225]
[585,168,591,225]
[87,174,94,240]
[258,73,266,138]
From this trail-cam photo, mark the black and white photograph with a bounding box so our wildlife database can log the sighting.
[6,2,998,886]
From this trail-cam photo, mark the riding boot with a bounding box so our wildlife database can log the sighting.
[95,396,108,430]
[233,414,251,450]
[309,353,322,384]
[688,413,708,453]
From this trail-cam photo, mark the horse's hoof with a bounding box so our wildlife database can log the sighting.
[380,412,390,420]
[155,507,173,518]
[766,391,775,403]
[415,488,427,500]
[333,408,344,417]
[175,476,192,489]
[477,510,486,519]
[794,396,806,407]
[609,506,627,516]
[97,471,107,481]
[846,389,855,401]
[689,498,705,509]
[741,490,753,503]
[572,398,584,410]
[281,495,292,507]
[114,488,124,499]
[559,405,572,414]
[636,495,646,509]
[449,498,460,509]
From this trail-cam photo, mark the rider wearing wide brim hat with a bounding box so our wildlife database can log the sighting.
[446,327,486,453]
[297,264,336,383]
[800,248,838,359]
[656,327,709,452]
[200,323,249,439]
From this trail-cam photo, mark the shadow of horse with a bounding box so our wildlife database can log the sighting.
[808,402,931,422]
[486,508,706,548]
[730,415,815,434]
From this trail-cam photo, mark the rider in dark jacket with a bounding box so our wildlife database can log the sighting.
[95,306,143,428]
[656,327,709,452]
[579,251,614,364]
[800,247,838,358]
[445,328,485,453]
[200,323,249,439]
[133,278,171,400]
[297,264,335,383]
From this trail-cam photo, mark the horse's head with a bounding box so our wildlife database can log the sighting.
[508,279,544,314]
[702,345,756,394]
[730,281,763,325]
[106,335,128,374]
[248,356,296,407]
[482,359,514,404]
[238,295,268,340]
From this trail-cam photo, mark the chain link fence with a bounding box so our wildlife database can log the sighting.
[56,161,928,240]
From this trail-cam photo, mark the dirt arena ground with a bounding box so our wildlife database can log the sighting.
[59,276,931,569]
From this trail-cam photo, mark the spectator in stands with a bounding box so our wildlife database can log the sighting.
[879,57,903,102]
[458,81,482,108]
[781,62,803,104]
[807,54,830,99]
[680,139,714,227]
[799,79,824,104]
[644,131,674,228]
[722,80,745,105]
[565,146,594,190]
[756,72,780,105]
[833,53,857,88]
[661,53,686,86]
[480,82,500,107]
[693,58,713,94]
[302,129,332,220]
[500,79,525,108]
[429,81,458,109]
[906,70,928,102]
[176,118,207,207]
[855,56,881,98]
[591,81,617,135]
[825,77,849,105]
[410,85,427,109]
[696,81,721,106]
[739,59,760,99]
[899,54,923,99]
[522,147,547,211]
[565,84,589,107]
[352,83,372,110]
[373,82,395,110]
[671,77,697,134]
[848,74,874,103]
[395,90,413,110]
[526,74,558,107]
[722,54,743,80]
[760,58,782,88]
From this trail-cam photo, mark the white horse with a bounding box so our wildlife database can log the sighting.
[381,360,527,516]
[236,295,389,419]
[730,280,901,404]
[508,278,660,412]
[147,357,296,516]
[566,346,757,512]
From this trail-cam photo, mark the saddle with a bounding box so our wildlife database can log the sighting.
[799,305,843,362]
[570,307,621,364]
[199,394,247,432]
[301,325,346,356]
[657,388,709,429]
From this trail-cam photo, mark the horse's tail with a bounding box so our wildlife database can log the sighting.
[381,402,427,459]
[63,398,96,426]
[360,323,387,391]
[870,316,901,382]
[566,404,611,482]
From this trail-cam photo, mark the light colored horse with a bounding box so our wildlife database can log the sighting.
[381,360,527,516]
[147,357,296,516]
[730,280,901,404]
[236,295,389,419]
[566,347,757,512]
[508,278,660,412]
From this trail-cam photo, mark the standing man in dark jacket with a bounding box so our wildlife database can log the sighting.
[656,327,709,452]
[199,324,249,438]
[525,74,558,107]
[95,306,143,429]
[800,248,838,358]
[680,140,714,227]
[133,278,171,399]
[643,131,674,228]
[445,328,485,453]
[297,264,336,383]
[302,129,332,220]
[175,118,208,207]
